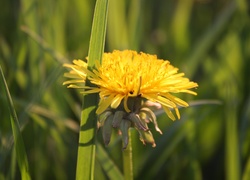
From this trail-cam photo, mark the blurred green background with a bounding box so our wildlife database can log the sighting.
[0,0,250,179]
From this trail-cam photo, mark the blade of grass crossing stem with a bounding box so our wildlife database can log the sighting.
[0,66,31,180]
[96,142,124,179]
[75,0,109,179]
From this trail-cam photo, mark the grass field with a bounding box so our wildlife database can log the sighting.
[1,0,250,179]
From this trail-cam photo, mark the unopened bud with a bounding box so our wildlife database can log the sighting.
[138,129,156,147]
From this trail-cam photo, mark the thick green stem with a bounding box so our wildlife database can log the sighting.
[123,129,134,180]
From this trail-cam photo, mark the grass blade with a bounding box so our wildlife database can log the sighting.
[20,25,68,64]
[224,81,240,180]
[0,65,31,180]
[107,0,128,50]
[88,0,109,68]
[243,156,250,180]
[75,0,109,179]
[186,1,236,78]
[96,142,124,179]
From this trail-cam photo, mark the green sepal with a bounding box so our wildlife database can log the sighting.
[120,120,132,149]
[102,114,114,146]
[112,111,126,128]
[128,113,148,131]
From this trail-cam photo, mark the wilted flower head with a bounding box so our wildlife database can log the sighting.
[63,50,198,148]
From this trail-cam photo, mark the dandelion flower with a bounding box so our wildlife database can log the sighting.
[63,50,198,148]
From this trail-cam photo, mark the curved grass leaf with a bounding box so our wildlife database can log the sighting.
[0,65,31,180]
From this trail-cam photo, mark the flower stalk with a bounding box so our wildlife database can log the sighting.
[123,129,134,180]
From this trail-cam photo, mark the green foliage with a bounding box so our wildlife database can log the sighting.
[0,0,250,179]
[76,1,109,179]
[0,66,31,180]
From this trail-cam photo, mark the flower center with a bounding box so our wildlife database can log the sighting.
[121,96,142,113]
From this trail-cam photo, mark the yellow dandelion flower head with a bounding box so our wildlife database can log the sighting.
[63,50,198,121]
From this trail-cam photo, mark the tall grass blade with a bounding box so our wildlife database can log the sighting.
[0,65,31,180]
[241,97,250,180]
[224,81,240,180]
[88,0,109,68]
[187,1,236,77]
[128,0,141,50]
[75,0,109,179]
[107,0,128,50]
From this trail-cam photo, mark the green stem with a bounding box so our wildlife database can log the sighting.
[123,129,134,180]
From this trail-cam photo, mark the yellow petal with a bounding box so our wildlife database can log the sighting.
[162,106,176,121]
[110,94,124,109]
[96,94,115,114]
